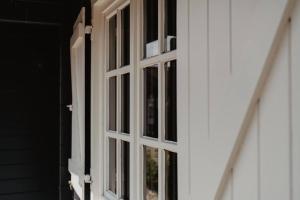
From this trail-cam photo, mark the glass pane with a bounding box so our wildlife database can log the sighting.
[109,15,117,71]
[143,66,158,138]
[109,77,117,131]
[121,5,130,67]
[165,0,177,52]
[144,146,158,200]
[165,151,178,200]
[121,141,130,199]
[121,73,130,134]
[108,138,117,193]
[165,60,177,142]
[143,0,158,58]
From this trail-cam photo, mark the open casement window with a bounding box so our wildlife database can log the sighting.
[68,7,86,200]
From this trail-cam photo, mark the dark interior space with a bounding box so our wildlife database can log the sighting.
[0,0,88,199]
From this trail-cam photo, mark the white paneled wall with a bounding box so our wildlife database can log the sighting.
[219,2,300,200]
[186,0,300,199]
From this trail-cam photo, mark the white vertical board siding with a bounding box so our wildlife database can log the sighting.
[187,0,299,199]
[219,2,300,199]
[232,109,259,200]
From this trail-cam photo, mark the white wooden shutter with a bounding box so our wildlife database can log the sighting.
[68,7,86,200]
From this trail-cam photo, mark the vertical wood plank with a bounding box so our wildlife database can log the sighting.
[259,27,291,200]
[221,172,233,200]
[231,0,259,73]
[232,108,259,200]
[291,1,300,199]
[209,0,231,137]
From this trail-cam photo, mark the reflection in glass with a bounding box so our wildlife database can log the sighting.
[109,77,117,131]
[121,141,130,199]
[121,5,130,66]
[143,0,158,58]
[164,0,177,52]
[109,15,117,71]
[144,146,158,200]
[121,73,130,134]
[165,151,178,200]
[108,138,117,193]
[165,60,177,142]
[143,66,158,138]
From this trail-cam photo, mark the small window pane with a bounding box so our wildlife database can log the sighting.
[121,141,130,199]
[109,77,117,131]
[109,15,117,71]
[165,151,178,200]
[143,0,158,58]
[165,0,177,52]
[121,5,130,67]
[165,60,177,142]
[144,146,158,200]
[108,138,117,194]
[121,73,130,134]
[143,66,158,138]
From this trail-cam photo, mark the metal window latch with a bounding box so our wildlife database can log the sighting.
[84,175,92,184]
[67,104,73,111]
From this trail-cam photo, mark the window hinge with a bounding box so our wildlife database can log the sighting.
[67,104,73,112]
[85,25,93,34]
[84,174,92,184]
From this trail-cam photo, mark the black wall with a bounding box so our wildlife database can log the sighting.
[0,0,86,200]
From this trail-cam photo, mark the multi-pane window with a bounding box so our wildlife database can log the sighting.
[141,0,177,199]
[104,0,177,199]
[105,2,131,200]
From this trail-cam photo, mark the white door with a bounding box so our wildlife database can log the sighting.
[68,7,86,200]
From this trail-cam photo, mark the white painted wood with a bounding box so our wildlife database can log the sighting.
[221,172,232,200]
[291,1,300,200]
[259,26,291,200]
[232,108,259,200]
[177,0,191,199]
[90,0,300,200]
[69,7,86,200]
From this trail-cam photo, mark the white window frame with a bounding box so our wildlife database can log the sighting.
[137,1,178,200]
[90,0,190,200]
[103,1,134,200]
